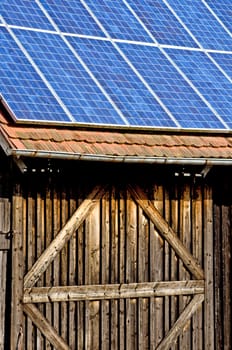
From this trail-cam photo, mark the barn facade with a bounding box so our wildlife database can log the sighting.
[0,105,231,349]
[1,1,232,348]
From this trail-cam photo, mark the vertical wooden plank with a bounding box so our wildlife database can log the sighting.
[11,184,24,350]
[0,251,7,350]
[151,184,164,348]
[45,183,53,349]
[192,184,203,350]
[221,203,231,350]
[77,191,85,350]
[126,192,137,350]
[51,184,61,349]
[101,190,110,350]
[68,189,77,349]
[77,301,84,350]
[0,197,10,349]
[179,183,191,350]
[170,184,178,350]
[60,186,68,344]
[119,189,126,350]
[86,203,101,349]
[110,187,119,284]
[164,186,171,338]
[138,298,149,350]
[26,191,36,348]
[22,192,28,350]
[213,202,222,350]
[110,187,119,349]
[36,186,46,349]
[204,185,214,349]
[138,207,149,350]
[0,198,11,250]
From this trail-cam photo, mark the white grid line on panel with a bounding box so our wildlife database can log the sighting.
[1,24,58,34]
[3,23,232,55]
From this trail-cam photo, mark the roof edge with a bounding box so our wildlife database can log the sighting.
[8,148,232,166]
[1,98,232,136]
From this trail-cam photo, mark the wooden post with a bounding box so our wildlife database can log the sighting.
[11,184,24,350]
[204,185,214,349]
[0,198,11,349]
[0,250,7,350]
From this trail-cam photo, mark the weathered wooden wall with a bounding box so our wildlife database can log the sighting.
[0,154,11,350]
[213,170,232,350]
[20,177,204,349]
[0,162,231,349]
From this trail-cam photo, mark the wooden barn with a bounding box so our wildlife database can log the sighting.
[0,1,232,349]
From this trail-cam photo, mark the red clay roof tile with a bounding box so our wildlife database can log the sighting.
[1,109,232,162]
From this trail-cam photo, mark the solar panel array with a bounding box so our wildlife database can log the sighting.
[1,0,232,130]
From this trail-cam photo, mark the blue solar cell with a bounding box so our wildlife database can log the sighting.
[39,0,106,37]
[0,27,70,122]
[67,36,176,127]
[166,48,232,128]
[83,0,153,42]
[0,0,54,30]
[206,0,232,33]
[167,0,232,51]
[14,29,125,125]
[1,1,232,131]
[210,53,232,80]
[126,0,199,48]
[119,43,225,129]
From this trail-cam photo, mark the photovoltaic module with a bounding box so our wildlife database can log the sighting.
[1,0,232,130]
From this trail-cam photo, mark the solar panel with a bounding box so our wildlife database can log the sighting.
[1,0,54,30]
[39,0,106,37]
[0,27,70,122]
[14,29,125,125]
[166,48,232,128]
[68,36,176,127]
[166,0,232,51]
[126,0,199,48]
[205,0,232,33]
[119,43,225,129]
[0,0,232,131]
[82,0,153,42]
[210,53,232,80]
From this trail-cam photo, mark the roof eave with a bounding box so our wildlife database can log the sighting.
[8,148,232,166]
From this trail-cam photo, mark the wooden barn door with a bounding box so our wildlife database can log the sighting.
[11,182,213,349]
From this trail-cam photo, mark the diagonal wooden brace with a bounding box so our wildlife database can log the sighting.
[24,185,107,289]
[156,294,204,350]
[23,304,70,350]
[128,185,204,280]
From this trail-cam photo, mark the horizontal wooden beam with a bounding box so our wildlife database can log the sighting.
[128,185,204,280]
[23,280,204,303]
[24,185,107,289]
[23,304,70,350]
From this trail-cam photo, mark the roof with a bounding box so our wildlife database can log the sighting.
[1,1,232,131]
[1,2,232,167]
[1,107,232,166]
